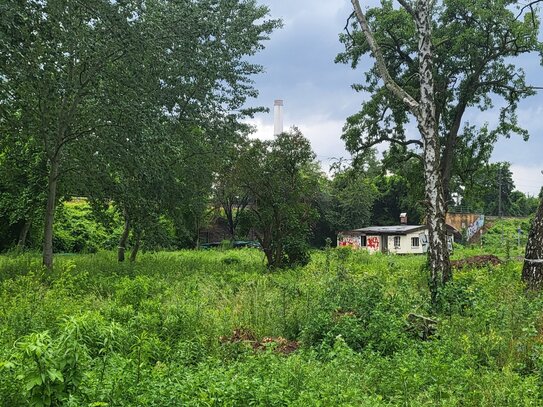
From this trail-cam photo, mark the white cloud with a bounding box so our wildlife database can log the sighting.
[244,117,275,141]
[510,164,543,196]
[244,113,351,172]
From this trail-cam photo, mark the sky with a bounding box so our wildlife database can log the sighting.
[243,0,543,197]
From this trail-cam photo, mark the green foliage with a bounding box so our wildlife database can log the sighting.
[238,128,319,268]
[53,202,121,253]
[459,162,537,216]
[372,173,424,225]
[2,248,543,405]
[0,0,281,267]
[481,217,532,256]
[15,317,89,406]
[321,162,379,232]
[301,269,408,355]
[339,0,542,200]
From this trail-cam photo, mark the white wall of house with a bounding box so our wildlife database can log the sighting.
[339,229,448,255]
[387,232,427,254]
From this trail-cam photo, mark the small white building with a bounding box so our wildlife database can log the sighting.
[337,224,454,254]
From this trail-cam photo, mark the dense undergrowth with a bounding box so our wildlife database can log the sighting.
[1,247,543,406]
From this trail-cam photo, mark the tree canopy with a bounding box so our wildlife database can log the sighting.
[338,0,543,200]
[0,0,280,267]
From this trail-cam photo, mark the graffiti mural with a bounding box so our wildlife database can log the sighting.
[367,236,380,250]
[338,235,361,248]
[466,215,485,241]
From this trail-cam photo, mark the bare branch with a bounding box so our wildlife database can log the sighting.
[515,0,543,24]
[355,131,423,152]
[343,11,356,43]
[384,28,415,65]
[351,0,420,114]
[379,135,423,148]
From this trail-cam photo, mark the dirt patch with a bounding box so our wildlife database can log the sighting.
[220,328,299,355]
[451,254,502,269]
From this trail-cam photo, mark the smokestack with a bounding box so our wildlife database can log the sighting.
[273,99,283,136]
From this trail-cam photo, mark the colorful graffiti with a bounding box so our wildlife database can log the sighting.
[338,235,361,248]
[367,236,380,250]
[466,215,485,241]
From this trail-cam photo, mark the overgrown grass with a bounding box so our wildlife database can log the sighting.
[1,247,542,406]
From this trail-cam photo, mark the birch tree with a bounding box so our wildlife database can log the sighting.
[340,0,542,203]
[346,0,541,302]
[349,0,450,302]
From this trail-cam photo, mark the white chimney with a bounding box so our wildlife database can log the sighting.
[273,99,283,136]
[400,213,408,224]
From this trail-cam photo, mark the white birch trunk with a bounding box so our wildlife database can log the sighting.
[414,0,451,301]
[351,0,451,301]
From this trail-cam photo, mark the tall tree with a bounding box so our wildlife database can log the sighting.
[323,164,378,232]
[212,139,251,240]
[0,130,46,250]
[343,0,542,302]
[1,0,149,267]
[459,162,516,215]
[339,0,542,202]
[1,0,279,267]
[347,0,451,303]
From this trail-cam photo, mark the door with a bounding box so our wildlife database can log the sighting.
[382,234,388,253]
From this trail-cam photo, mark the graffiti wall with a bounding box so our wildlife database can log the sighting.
[337,234,361,249]
[466,215,485,241]
[366,236,380,253]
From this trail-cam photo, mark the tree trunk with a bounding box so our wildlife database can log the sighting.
[257,230,274,267]
[415,0,451,303]
[225,201,236,239]
[118,212,130,262]
[43,157,60,269]
[17,219,31,250]
[522,197,543,289]
[351,0,451,303]
[422,136,451,303]
[130,232,141,262]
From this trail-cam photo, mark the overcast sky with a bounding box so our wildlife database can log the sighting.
[244,0,543,197]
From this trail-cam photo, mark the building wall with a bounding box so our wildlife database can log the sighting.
[387,232,426,254]
[446,213,479,232]
[366,235,381,253]
[337,233,362,249]
[338,230,442,255]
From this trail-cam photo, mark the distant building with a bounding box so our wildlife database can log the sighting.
[337,214,456,254]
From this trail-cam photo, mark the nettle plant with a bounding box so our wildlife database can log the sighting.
[15,318,89,406]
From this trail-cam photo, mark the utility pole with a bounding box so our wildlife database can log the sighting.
[498,164,502,218]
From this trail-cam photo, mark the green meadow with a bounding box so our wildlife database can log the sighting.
[1,238,543,406]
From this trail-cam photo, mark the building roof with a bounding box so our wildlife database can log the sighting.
[350,225,427,235]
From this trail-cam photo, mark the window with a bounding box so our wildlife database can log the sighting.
[411,237,420,247]
[393,236,401,248]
